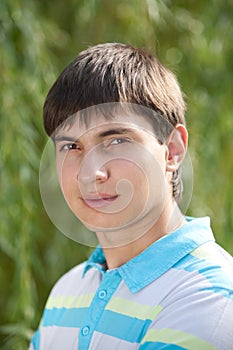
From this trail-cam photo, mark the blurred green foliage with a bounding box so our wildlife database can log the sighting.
[0,0,233,348]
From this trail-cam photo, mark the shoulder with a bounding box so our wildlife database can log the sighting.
[145,242,233,349]
[49,261,86,297]
[174,241,233,286]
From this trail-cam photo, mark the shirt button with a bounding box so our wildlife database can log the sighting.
[98,289,107,299]
[81,326,90,336]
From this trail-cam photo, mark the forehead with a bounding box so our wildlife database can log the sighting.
[54,106,157,140]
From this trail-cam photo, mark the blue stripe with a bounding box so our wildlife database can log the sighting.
[119,217,214,293]
[31,329,40,350]
[42,307,87,327]
[139,342,186,349]
[174,254,233,298]
[200,286,233,300]
[96,310,151,342]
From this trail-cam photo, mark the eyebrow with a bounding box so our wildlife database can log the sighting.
[97,127,131,138]
[54,135,77,143]
[54,127,133,143]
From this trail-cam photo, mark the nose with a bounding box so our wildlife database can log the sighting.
[78,154,109,185]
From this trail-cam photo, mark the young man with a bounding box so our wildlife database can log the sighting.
[29,43,233,350]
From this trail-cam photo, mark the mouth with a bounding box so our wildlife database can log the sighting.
[82,193,119,209]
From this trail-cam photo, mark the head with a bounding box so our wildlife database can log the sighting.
[43,43,187,202]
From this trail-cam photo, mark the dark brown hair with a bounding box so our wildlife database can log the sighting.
[43,43,186,200]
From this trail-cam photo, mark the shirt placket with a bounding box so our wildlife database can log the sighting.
[78,269,122,350]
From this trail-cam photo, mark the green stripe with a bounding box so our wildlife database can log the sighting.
[105,297,163,321]
[141,328,218,350]
[46,293,94,309]
[191,244,233,282]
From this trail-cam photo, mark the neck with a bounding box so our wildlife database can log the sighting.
[96,200,186,269]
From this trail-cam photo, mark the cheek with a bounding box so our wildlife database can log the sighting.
[111,160,149,199]
[111,160,144,181]
[112,157,165,189]
[56,158,78,194]
[129,157,166,207]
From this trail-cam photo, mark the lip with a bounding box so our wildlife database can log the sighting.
[82,193,119,208]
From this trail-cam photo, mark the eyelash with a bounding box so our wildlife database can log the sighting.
[58,137,130,152]
[59,143,80,152]
[107,138,129,146]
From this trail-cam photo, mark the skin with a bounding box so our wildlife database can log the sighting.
[54,111,188,269]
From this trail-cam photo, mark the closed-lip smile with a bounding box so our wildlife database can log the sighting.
[82,193,119,208]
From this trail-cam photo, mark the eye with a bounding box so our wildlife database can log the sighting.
[59,143,80,151]
[109,138,129,146]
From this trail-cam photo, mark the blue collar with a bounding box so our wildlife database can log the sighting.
[83,217,215,293]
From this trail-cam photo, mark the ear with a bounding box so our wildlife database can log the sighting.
[166,124,188,172]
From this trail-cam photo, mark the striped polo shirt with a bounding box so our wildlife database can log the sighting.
[29,217,233,349]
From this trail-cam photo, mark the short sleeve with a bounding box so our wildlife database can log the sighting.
[28,329,40,350]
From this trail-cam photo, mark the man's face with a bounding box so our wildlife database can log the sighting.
[54,108,169,239]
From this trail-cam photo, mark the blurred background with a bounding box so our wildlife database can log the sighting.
[1,0,233,348]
